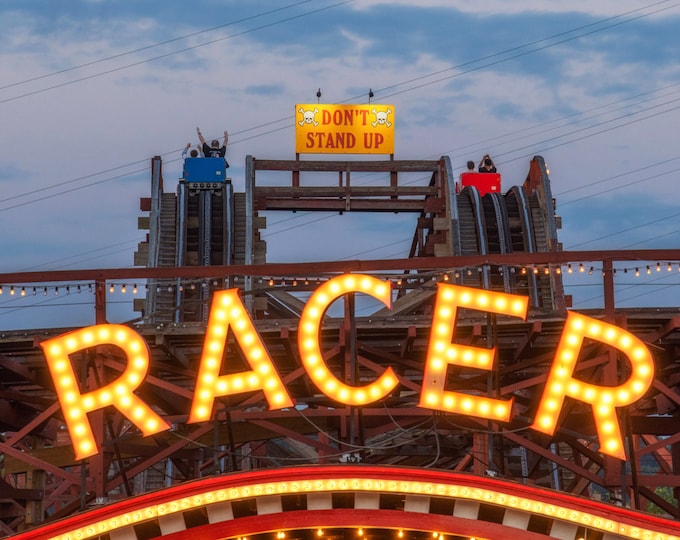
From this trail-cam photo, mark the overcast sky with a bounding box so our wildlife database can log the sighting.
[1,0,680,329]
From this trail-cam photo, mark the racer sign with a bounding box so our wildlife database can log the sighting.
[295,104,395,154]
[41,275,654,461]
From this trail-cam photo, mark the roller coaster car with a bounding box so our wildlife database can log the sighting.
[459,172,501,196]
[182,157,226,183]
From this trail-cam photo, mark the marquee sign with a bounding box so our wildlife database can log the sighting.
[295,104,395,154]
[41,275,654,461]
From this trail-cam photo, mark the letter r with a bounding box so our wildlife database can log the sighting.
[41,324,170,460]
[531,312,654,459]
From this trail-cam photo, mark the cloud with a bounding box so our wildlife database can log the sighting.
[349,0,674,17]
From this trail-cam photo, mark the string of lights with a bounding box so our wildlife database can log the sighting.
[1,260,679,300]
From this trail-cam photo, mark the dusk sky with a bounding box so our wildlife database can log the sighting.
[1,0,680,329]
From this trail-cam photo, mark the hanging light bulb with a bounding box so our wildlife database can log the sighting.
[533,266,539,275]
[32,287,37,296]
[66,286,70,295]
[133,284,138,294]
[0,285,3,295]
[588,267,593,275]
[668,262,673,272]
[269,278,275,287]
[656,262,661,272]
[635,267,640,277]
[646,265,651,275]
[55,287,59,296]
[10,286,15,296]
[77,284,82,294]
[555,266,561,274]
[20,287,26,297]
[109,284,115,293]
[121,284,127,293]
[579,263,584,273]
[43,287,48,296]
[567,264,573,273]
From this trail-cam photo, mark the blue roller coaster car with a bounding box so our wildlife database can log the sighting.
[183,157,226,183]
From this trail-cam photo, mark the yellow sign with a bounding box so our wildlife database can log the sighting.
[295,103,395,154]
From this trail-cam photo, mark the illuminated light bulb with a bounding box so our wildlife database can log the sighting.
[80,440,93,454]
[588,267,593,275]
[121,284,127,293]
[656,262,661,272]
[357,529,364,537]
[635,267,640,277]
[555,267,561,274]
[9,286,14,295]
[398,531,404,538]
[0,286,3,295]
[521,267,527,275]
[544,267,549,275]
[668,262,672,272]
[20,287,26,296]
[646,265,651,275]
[567,264,572,273]
[579,263,584,273]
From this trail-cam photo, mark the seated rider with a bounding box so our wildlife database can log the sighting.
[478,154,497,173]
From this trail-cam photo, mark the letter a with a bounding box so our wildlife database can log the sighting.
[189,290,293,423]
